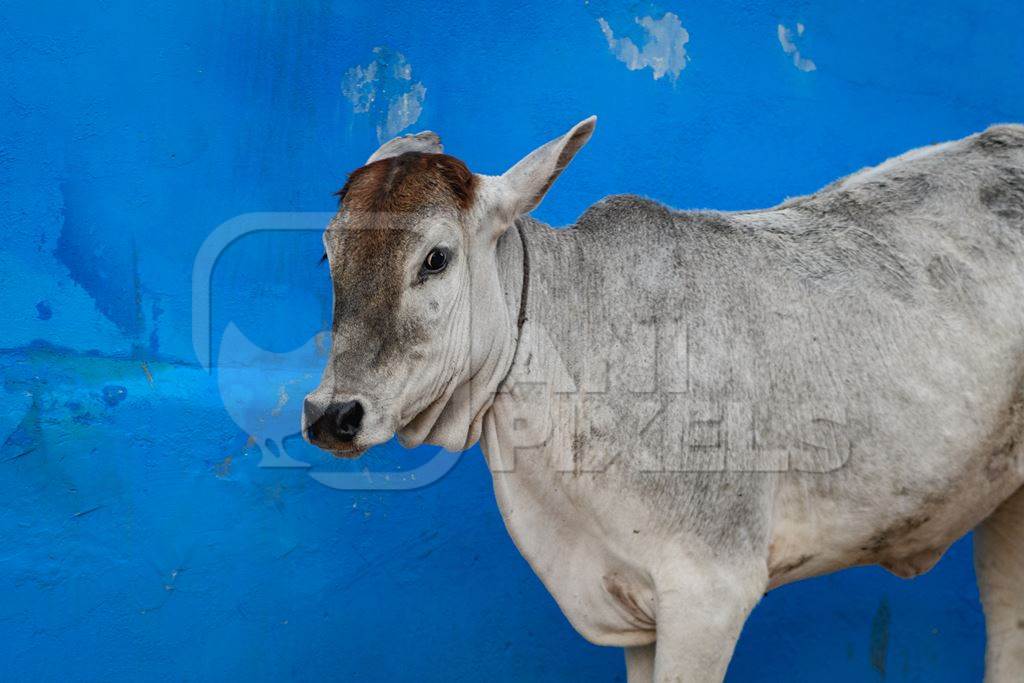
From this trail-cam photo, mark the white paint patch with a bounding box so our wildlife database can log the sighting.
[341,61,378,114]
[777,23,817,72]
[342,47,427,143]
[598,12,689,82]
[383,84,427,143]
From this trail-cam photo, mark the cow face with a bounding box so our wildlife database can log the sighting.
[303,118,595,457]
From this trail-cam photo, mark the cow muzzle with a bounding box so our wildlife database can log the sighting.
[303,396,370,458]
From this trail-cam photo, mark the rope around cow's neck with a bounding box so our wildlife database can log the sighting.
[495,219,530,393]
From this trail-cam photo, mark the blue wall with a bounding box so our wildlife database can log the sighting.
[2,1,1022,680]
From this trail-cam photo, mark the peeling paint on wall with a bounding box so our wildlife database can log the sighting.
[342,47,427,143]
[778,22,817,72]
[597,12,689,82]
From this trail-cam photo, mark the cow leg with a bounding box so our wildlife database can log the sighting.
[652,567,765,682]
[975,486,1024,682]
[625,643,655,683]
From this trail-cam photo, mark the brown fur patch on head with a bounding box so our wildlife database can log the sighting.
[337,152,476,213]
[324,152,474,373]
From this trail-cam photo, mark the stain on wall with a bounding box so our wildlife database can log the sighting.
[1,0,1021,681]
[870,597,892,676]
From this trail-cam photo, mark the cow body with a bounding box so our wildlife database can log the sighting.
[306,122,1024,681]
[482,125,1024,675]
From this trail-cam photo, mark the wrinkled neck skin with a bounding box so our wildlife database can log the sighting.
[395,221,525,452]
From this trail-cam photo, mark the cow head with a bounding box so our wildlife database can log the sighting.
[302,117,595,457]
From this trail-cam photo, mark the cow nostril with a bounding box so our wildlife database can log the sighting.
[333,400,364,442]
[306,399,366,447]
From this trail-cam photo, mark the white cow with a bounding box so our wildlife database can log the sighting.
[304,119,1024,681]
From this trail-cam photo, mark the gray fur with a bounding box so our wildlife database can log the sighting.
[488,125,1024,680]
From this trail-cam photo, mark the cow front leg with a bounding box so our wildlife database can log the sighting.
[625,643,655,683]
[652,567,765,683]
[975,485,1024,682]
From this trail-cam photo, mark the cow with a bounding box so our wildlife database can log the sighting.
[303,118,1024,682]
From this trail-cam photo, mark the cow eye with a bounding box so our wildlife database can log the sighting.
[422,248,449,274]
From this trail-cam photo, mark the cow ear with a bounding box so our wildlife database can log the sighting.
[497,116,596,219]
[366,131,443,164]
